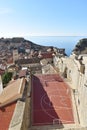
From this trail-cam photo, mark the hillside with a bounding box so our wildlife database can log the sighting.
[73,38,87,55]
[0,37,53,52]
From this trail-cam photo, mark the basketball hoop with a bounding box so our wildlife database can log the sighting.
[53,118,61,125]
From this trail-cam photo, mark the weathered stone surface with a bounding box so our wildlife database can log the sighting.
[9,100,25,130]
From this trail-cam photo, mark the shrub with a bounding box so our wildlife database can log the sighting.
[2,72,12,86]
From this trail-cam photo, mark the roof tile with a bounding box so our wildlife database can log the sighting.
[0,102,16,130]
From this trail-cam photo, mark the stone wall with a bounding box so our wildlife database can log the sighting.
[21,80,31,130]
[9,100,25,130]
[9,79,31,130]
[53,54,87,127]
[42,64,57,74]
[0,75,3,94]
[66,127,87,130]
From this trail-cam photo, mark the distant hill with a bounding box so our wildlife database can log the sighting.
[0,37,53,52]
[73,38,87,55]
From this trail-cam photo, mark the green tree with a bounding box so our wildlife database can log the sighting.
[2,72,12,86]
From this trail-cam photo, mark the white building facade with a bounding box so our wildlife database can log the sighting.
[0,75,3,94]
[53,54,87,127]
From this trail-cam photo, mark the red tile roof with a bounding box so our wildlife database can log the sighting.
[0,102,16,130]
[41,52,53,59]
[0,69,5,75]
[7,57,14,64]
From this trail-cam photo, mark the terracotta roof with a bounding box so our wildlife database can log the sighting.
[0,69,5,75]
[41,52,53,59]
[0,78,25,108]
[7,57,14,64]
[0,102,16,130]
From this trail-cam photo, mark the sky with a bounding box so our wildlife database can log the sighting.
[0,0,87,37]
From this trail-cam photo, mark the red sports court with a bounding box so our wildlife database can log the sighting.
[32,74,74,126]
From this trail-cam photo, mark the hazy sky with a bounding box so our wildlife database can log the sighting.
[0,0,87,37]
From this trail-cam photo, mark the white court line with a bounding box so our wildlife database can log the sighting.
[41,86,72,108]
[38,76,73,123]
[56,88,68,107]
[53,118,74,124]
[43,95,51,106]
[33,75,73,124]
[41,94,56,119]
[42,94,72,109]
[40,94,73,124]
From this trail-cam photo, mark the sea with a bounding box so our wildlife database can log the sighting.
[25,36,87,56]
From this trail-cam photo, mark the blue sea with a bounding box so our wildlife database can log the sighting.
[25,36,87,56]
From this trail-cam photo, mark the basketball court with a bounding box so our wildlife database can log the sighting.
[32,74,74,126]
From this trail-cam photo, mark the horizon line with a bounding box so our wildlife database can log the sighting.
[26,35,87,37]
[0,35,87,39]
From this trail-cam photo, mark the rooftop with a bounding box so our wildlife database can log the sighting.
[0,78,25,108]
[0,77,26,130]
[15,58,41,65]
[41,52,53,59]
[0,102,16,130]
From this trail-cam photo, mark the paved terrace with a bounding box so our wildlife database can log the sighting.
[32,74,74,128]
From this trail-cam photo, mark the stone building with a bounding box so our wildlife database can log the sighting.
[53,53,87,127]
[13,48,19,62]
[0,78,27,130]
[0,75,3,94]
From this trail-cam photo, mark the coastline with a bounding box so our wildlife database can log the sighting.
[25,36,87,56]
